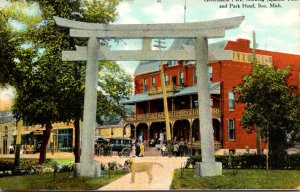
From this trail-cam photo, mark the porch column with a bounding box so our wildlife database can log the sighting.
[189,119,193,142]
[134,125,137,140]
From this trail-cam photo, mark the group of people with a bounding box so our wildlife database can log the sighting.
[131,139,145,157]
[172,140,188,157]
[160,139,189,157]
[95,143,111,156]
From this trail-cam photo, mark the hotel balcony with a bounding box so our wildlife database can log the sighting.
[133,108,221,123]
[148,84,183,95]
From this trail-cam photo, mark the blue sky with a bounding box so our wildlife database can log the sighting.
[0,0,299,77]
[112,0,299,75]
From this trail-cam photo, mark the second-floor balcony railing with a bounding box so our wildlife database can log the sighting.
[134,108,221,123]
[148,84,183,95]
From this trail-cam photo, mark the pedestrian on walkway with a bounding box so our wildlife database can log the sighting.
[161,145,166,156]
[139,142,144,157]
[9,144,14,154]
[131,144,136,157]
[173,143,179,157]
[135,140,140,157]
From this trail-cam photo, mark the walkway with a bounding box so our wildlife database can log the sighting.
[97,156,187,191]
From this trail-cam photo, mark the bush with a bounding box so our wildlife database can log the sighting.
[185,153,300,170]
[59,164,73,172]
[0,159,74,176]
[185,155,201,168]
[286,153,300,169]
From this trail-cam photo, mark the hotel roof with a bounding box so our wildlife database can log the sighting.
[134,39,229,76]
[121,82,220,104]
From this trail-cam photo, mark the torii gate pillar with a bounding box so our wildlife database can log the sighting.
[195,37,222,176]
[75,37,101,177]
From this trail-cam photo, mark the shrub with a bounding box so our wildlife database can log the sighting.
[184,155,201,168]
[185,153,299,170]
[108,161,117,170]
[59,164,73,172]
[286,153,300,170]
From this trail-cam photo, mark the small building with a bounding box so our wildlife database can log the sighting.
[0,112,77,154]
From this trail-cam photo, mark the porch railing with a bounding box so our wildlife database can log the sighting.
[134,108,220,122]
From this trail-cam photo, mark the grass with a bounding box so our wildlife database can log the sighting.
[45,158,73,165]
[171,169,300,189]
[0,170,127,190]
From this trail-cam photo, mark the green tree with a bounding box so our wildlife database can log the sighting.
[0,9,16,86]
[235,62,300,169]
[96,61,133,125]
[2,0,120,164]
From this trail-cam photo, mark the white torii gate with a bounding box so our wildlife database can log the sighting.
[54,16,244,177]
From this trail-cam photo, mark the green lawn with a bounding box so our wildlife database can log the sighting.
[171,169,300,189]
[0,171,127,190]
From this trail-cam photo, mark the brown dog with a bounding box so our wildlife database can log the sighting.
[125,159,163,183]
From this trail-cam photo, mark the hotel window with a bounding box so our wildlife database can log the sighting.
[167,60,177,66]
[164,74,169,85]
[179,71,184,86]
[171,75,177,85]
[151,76,155,87]
[228,90,235,110]
[228,119,235,140]
[143,78,147,92]
[209,66,212,81]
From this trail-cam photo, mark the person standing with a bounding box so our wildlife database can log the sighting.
[159,132,164,145]
[131,144,136,157]
[173,143,179,157]
[135,140,140,157]
[9,144,14,154]
[161,145,166,156]
[139,142,145,157]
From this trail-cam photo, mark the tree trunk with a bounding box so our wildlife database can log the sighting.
[256,126,262,155]
[74,118,81,163]
[39,123,52,165]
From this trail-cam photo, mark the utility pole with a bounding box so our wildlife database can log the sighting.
[14,119,22,167]
[252,30,256,63]
[154,39,172,152]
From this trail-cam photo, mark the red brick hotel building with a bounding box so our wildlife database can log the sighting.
[121,38,300,153]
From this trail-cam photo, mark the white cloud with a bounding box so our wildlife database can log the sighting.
[115,2,141,24]
[117,17,141,24]
[239,21,254,34]
[0,0,9,7]
[143,3,185,23]
[117,61,138,76]
[255,8,299,26]
[117,2,132,17]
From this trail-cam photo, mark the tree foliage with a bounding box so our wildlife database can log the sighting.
[96,61,133,125]
[0,9,17,86]
[235,62,300,168]
[1,0,127,164]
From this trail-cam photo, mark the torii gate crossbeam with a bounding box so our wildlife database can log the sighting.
[54,16,244,178]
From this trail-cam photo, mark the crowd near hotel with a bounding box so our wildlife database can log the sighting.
[1,38,299,155]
